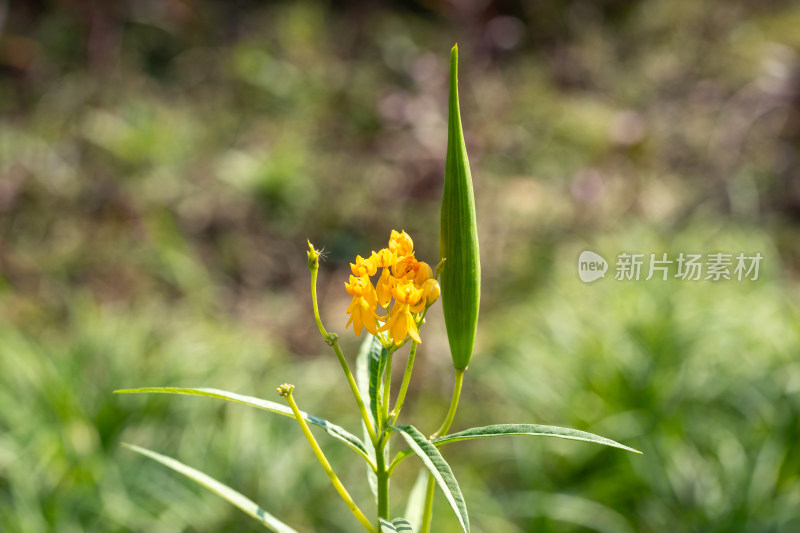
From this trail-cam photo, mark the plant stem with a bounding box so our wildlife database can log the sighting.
[382,350,393,425]
[309,266,330,340]
[432,368,465,439]
[375,434,390,523]
[309,261,378,444]
[332,342,378,444]
[376,347,395,524]
[420,368,466,531]
[283,388,377,533]
[389,341,418,426]
[418,475,436,533]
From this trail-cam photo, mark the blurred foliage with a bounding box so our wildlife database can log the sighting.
[1,0,800,531]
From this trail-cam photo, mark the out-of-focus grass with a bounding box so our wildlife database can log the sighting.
[456,223,800,533]
[2,0,800,531]
[0,294,381,532]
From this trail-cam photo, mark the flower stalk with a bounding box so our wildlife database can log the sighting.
[389,341,418,426]
[375,434,391,523]
[278,384,377,533]
[308,241,377,445]
[432,368,465,440]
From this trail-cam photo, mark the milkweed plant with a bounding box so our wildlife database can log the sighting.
[116,45,640,533]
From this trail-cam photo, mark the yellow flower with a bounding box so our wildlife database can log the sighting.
[392,255,420,280]
[393,281,423,306]
[376,268,395,308]
[351,255,377,277]
[411,278,440,313]
[344,275,379,336]
[370,248,397,269]
[388,230,414,257]
[422,278,440,304]
[414,261,433,286]
[380,281,423,345]
[345,230,439,345]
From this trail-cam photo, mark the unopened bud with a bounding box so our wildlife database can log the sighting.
[307,241,321,271]
[276,383,295,397]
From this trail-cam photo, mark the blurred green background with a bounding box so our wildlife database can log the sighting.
[2,0,800,531]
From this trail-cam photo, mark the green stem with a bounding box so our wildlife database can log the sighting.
[418,475,436,533]
[375,435,390,523]
[309,266,329,339]
[420,368,466,531]
[432,368,465,439]
[309,259,378,444]
[282,388,377,533]
[387,449,413,477]
[377,348,395,523]
[333,342,378,444]
[389,341,418,425]
[382,350,393,425]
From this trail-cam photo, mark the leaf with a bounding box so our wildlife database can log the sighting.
[356,335,379,502]
[391,517,415,532]
[356,334,376,425]
[114,387,373,465]
[433,424,642,454]
[403,469,429,530]
[368,337,389,428]
[392,425,469,532]
[364,335,391,504]
[122,443,297,533]
[380,517,416,532]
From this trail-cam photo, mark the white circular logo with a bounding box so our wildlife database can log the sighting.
[578,250,608,283]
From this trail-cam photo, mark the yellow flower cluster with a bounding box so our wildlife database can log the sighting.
[345,230,440,345]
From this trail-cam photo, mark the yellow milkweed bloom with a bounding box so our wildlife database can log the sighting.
[345,230,439,346]
[344,275,380,336]
[376,268,395,309]
[351,255,378,277]
[388,230,414,257]
[412,278,440,313]
[380,281,423,345]
[370,248,397,269]
[392,255,420,280]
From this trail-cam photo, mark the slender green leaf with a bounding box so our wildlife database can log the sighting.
[114,387,373,465]
[123,443,297,533]
[364,335,392,506]
[356,334,376,425]
[380,517,416,532]
[404,469,429,530]
[392,425,469,532]
[368,337,389,428]
[433,424,642,454]
[356,334,379,502]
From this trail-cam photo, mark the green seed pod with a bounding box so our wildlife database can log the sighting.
[440,44,480,371]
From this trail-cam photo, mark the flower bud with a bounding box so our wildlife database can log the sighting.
[422,279,440,305]
[307,241,321,271]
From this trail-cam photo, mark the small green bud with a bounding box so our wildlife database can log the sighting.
[307,241,321,271]
[276,383,295,397]
[325,332,338,346]
[440,44,480,371]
